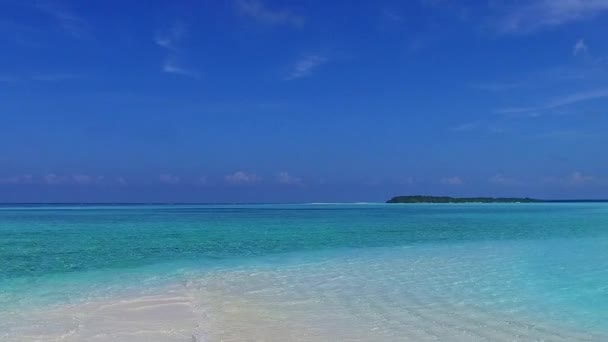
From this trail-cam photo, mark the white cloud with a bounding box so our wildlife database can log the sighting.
[72,174,104,185]
[473,82,523,92]
[286,55,327,80]
[159,174,180,184]
[495,106,535,115]
[35,2,88,38]
[43,173,65,185]
[0,73,81,83]
[441,176,463,185]
[73,174,91,184]
[490,174,523,186]
[380,8,404,24]
[451,122,479,132]
[544,171,599,185]
[277,172,303,186]
[0,174,123,185]
[154,24,186,51]
[497,88,608,115]
[548,88,608,108]
[35,73,82,81]
[533,130,584,140]
[155,24,198,77]
[225,171,260,185]
[573,38,588,56]
[569,171,594,184]
[236,0,303,27]
[0,75,19,83]
[162,59,199,77]
[363,178,383,186]
[399,177,415,185]
[0,175,33,185]
[197,176,208,186]
[495,0,608,33]
[476,64,607,99]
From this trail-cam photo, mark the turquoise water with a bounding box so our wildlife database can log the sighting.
[1,203,608,340]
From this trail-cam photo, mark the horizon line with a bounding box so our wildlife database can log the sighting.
[1,199,608,206]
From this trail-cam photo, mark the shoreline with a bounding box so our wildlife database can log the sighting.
[4,273,606,342]
[1,285,205,342]
[3,241,608,341]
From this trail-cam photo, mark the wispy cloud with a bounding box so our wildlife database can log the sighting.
[225,171,260,185]
[162,59,198,77]
[154,23,185,51]
[43,173,65,185]
[450,120,511,135]
[450,121,480,132]
[380,8,404,25]
[0,174,123,186]
[489,174,524,186]
[72,174,104,185]
[543,171,600,185]
[0,73,81,83]
[0,75,17,83]
[197,176,208,186]
[496,106,540,116]
[32,73,81,81]
[35,1,89,38]
[159,174,180,184]
[441,176,464,185]
[236,0,304,27]
[475,62,608,96]
[285,55,328,80]
[277,172,303,186]
[472,82,524,92]
[497,88,608,116]
[494,0,608,33]
[573,38,589,56]
[569,171,595,184]
[0,174,34,185]
[541,88,608,108]
[155,23,198,78]
[532,130,597,140]
[399,176,415,185]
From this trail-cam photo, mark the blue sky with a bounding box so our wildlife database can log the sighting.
[1,0,608,202]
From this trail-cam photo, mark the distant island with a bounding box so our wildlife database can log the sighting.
[386,196,541,203]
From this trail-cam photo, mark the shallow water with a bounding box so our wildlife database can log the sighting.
[1,203,607,340]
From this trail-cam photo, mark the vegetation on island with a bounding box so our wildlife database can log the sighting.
[386,196,541,203]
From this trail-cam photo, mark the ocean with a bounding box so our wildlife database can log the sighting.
[1,203,607,341]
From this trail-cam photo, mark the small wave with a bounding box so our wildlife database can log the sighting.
[191,326,208,342]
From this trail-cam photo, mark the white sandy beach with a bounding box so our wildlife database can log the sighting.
[4,281,604,342]
[4,243,607,342]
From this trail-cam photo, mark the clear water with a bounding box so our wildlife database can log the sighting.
[1,203,607,340]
